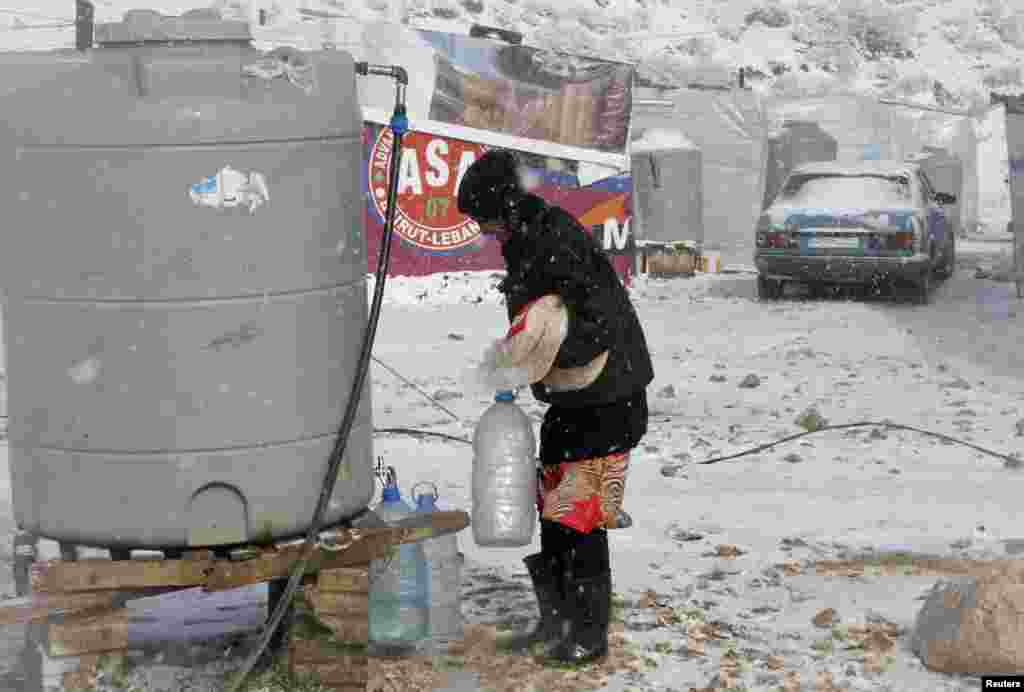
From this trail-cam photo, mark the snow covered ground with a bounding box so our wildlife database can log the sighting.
[0,0,1021,689]
[2,242,1023,690]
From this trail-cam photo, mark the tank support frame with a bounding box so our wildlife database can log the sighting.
[4,511,469,691]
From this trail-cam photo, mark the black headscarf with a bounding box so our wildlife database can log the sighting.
[456,149,524,225]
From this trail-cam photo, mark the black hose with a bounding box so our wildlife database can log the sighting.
[228,95,408,690]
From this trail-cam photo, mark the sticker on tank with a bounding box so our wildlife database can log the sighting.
[189,165,270,213]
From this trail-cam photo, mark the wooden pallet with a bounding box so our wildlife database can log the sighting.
[5,512,469,692]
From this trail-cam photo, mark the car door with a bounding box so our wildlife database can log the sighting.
[917,170,947,263]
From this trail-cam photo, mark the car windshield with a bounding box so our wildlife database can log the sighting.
[778,174,913,208]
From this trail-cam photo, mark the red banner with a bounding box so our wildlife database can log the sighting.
[363,123,634,284]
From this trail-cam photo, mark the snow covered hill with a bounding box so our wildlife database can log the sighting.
[3,0,1022,110]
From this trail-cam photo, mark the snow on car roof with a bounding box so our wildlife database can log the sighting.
[790,160,919,177]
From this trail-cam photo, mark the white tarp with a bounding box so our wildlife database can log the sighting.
[632,87,770,270]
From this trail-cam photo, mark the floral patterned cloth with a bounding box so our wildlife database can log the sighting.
[536,452,630,533]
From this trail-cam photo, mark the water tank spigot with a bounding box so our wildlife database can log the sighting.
[355,62,409,86]
[354,62,409,134]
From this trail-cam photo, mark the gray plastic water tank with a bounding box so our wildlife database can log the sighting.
[762,120,838,209]
[630,133,703,246]
[0,10,374,549]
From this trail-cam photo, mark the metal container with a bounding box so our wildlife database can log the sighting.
[630,135,703,247]
[763,120,838,209]
[0,9,373,549]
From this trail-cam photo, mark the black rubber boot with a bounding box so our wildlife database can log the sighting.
[552,571,611,664]
[519,552,567,652]
[549,527,612,665]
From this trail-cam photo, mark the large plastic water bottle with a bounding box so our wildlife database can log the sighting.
[368,468,429,656]
[472,389,537,547]
[413,482,464,655]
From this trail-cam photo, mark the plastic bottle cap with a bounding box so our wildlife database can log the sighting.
[382,485,401,502]
[495,390,515,402]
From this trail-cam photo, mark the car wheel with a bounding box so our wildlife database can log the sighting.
[912,271,931,305]
[757,275,783,301]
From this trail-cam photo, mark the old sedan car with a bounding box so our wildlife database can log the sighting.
[753,160,957,303]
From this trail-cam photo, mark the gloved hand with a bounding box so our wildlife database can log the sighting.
[462,339,533,395]
[463,294,569,395]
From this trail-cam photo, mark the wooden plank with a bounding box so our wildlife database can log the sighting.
[292,659,369,684]
[390,510,470,537]
[317,613,368,643]
[317,566,370,593]
[60,653,107,690]
[48,609,130,657]
[205,513,468,592]
[290,663,366,687]
[27,511,469,597]
[290,638,369,665]
[645,251,696,275]
[203,531,400,592]
[0,587,189,625]
[62,669,98,692]
[0,592,120,625]
[308,590,369,616]
[31,558,213,594]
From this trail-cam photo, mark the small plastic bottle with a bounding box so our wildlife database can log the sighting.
[472,389,537,547]
[368,468,429,656]
[413,482,464,656]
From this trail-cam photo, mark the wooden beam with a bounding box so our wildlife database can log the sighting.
[316,613,369,643]
[48,609,129,657]
[291,660,368,685]
[0,592,120,626]
[206,512,468,591]
[203,532,394,592]
[317,566,369,593]
[290,639,368,665]
[0,586,193,625]
[307,590,368,616]
[22,512,470,597]
[31,558,213,594]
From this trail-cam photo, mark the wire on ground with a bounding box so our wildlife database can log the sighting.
[372,421,1020,467]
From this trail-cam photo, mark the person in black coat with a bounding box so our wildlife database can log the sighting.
[457,149,654,664]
